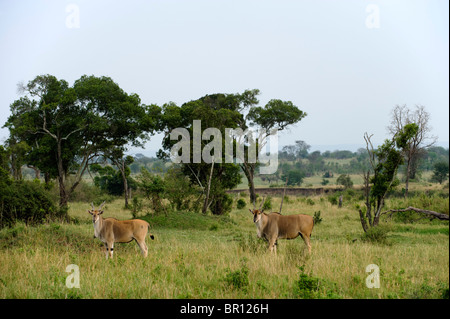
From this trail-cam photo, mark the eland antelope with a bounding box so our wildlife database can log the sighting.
[89,202,154,259]
[249,198,314,254]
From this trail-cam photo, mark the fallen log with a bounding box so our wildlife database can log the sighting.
[381,206,449,221]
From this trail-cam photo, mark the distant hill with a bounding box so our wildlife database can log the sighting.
[309,141,449,153]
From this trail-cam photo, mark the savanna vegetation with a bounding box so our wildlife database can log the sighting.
[0,191,448,299]
[0,74,448,299]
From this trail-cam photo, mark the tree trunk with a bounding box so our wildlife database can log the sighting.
[118,161,129,208]
[56,139,69,208]
[44,172,50,185]
[358,210,369,233]
[241,163,256,205]
[58,175,68,208]
[404,155,412,198]
[373,215,380,227]
[202,160,215,214]
[248,171,256,205]
[10,152,22,180]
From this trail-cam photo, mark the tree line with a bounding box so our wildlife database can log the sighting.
[1,74,306,218]
[274,140,449,186]
[1,74,448,228]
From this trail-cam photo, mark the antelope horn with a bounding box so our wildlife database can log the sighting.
[99,201,106,210]
[259,195,266,210]
[90,202,95,210]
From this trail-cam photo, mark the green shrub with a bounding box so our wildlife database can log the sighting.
[224,259,249,292]
[328,195,338,205]
[210,192,233,215]
[360,225,391,245]
[336,174,353,189]
[236,198,246,210]
[0,179,59,227]
[293,265,341,299]
[68,179,104,203]
[130,197,143,219]
[164,166,200,211]
[313,211,323,225]
[293,265,320,298]
[262,196,272,211]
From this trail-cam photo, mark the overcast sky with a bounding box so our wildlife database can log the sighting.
[0,0,448,156]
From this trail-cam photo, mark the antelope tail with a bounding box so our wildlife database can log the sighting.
[147,224,155,240]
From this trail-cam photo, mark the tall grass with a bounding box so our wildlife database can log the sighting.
[0,192,448,299]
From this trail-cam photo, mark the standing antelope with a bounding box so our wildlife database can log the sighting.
[249,197,314,254]
[89,202,154,259]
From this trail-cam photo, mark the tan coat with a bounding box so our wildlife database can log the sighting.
[250,209,314,253]
[90,207,154,259]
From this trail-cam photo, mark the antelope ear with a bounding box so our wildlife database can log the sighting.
[261,209,264,213]
[88,210,93,215]
[99,210,104,215]
[249,209,254,214]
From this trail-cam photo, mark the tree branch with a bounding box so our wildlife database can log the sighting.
[381,206,449,221]
[41,110,58,140]
[62,126,85,141]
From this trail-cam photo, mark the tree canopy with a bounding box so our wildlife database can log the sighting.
[4,74,160,208]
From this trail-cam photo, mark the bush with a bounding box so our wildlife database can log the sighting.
[0,179,59,227]
[67,179,104,203]
[293,266,320,298]
[210,192,233,215]
[293,265,341,299]
[164,166,201,211]
[328,195,338,205]
[336,174,353,189]
[224,259,249,292]
[130,197,143,219]
[262,196,272,211]
[361,225,391,245]
[313,211,323,225]
[139,168,166,214]
[236,198,246,210]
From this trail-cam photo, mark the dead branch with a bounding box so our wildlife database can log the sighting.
[381,206,449,221]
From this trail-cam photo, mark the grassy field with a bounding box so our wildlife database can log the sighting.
[0,191,448,299]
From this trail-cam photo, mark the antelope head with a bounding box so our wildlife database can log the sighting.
[249,195,265,223]
[88,201,106,223]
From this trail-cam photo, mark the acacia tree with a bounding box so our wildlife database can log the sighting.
[4,74,159,209]
[244,99,307,203]
[158,90,306,212]
[388,105,437,197]
[359,123,418,231]
[158,92,249,215]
